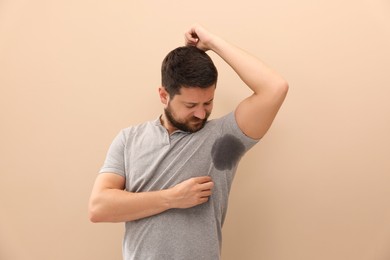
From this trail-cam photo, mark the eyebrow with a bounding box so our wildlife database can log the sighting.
[184,98,214,106]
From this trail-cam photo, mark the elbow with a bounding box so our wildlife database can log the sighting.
[260,79,288,101]
[88,206,100,223]
[88,199,105,223]
[278,79,289,96]
[89,209,100,223]
[273,79,289,101]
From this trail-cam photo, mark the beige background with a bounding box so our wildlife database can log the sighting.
[1,1,389,259]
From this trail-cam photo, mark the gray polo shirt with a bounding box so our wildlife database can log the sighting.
[100,112,259,260]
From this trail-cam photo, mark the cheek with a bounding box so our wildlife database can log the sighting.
[176,109,192,120]
[185,111,196,119]
[206,105,213,114]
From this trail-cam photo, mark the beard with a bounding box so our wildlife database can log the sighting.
[164,104,210,133]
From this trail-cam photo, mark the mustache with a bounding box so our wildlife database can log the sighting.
[190,117,207,123]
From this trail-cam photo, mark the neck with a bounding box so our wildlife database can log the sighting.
[160,113,177,134]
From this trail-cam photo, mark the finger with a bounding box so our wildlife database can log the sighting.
[184,29,199,44]
[185,38,197,46]
[199,181,214,191]
[198,197,209,204]
[193,176,212,184]
[200,190,212,198]
[185,40,197,47]
[185,30,196,40]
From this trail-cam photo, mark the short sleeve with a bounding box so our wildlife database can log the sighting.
[99,130,126,177]
[221,111,260,150]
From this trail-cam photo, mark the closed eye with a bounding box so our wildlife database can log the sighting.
[185,104,196,108]
[184,99,213,108]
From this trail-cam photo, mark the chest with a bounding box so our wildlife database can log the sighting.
[125,132,215,192]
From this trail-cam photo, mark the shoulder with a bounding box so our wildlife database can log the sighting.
[120,118,160,138]
[207,112,258,137]
[203,112,260,145]
[203,112,234,129]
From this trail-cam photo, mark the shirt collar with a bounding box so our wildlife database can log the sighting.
[153,115,190,134]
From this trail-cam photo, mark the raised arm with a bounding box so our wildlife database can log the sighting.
[185,25,289,139]
[88,173,214,223]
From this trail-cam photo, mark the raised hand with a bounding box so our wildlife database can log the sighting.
[184,24,216,52]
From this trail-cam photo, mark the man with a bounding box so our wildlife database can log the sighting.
[89,24,288,259]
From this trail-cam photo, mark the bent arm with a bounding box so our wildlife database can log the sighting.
[186,25,289,139]
[89,173,171,222]
[88,173,214,223]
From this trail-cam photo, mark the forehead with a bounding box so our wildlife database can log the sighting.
[173,86,216,102]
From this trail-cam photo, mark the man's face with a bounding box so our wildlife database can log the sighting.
[163,86,215,133]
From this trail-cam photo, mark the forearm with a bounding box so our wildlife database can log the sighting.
[209,36,288,94]
[89,188,172,223]
[185,25,288,138]
[89,175,213,223]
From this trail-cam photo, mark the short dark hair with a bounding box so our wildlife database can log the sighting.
[161,46,218,97]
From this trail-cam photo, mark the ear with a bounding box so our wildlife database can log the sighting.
[158,87,169,105]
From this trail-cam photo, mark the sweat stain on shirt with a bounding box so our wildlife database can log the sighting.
[211,134,245,171]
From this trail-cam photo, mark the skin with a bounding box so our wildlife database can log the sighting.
[159,85,215,134]
[89,24,288,223]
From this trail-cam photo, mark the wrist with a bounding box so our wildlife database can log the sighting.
[161,188,176,210]
[207,35,227,54]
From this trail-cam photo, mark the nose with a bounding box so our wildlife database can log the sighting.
[194,107,206,119]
